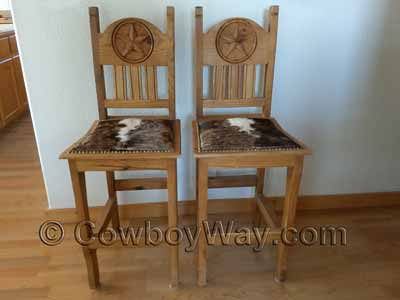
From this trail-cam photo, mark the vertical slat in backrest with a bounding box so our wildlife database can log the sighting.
[227,65,239,99]
[146,66,157,101]
[195,6,279,118]
[130,66,142,100]
[243,64,255,99]
[89,7,176,120]
[213,65,225,100]
[114,65,127,99]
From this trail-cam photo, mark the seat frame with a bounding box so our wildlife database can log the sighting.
[60,6,180,289]
[193,6,311,286]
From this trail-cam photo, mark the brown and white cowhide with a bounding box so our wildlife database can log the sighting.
[71,118,174,153]
[198,118,301,152]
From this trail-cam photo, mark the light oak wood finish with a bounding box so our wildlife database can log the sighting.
[9,35,17,55]
[195,6,279,118]
[90,6,175,117]
[256,194,278,229]
[106,171,120,231]
[167,159,179,288]
[195,7,204,118]
[0,10,12,24]
[275,158,303,282]
[208,175,257,188]
[0,30,28,128]
[193,6,312,286]
[68,161,100,288]
[255,168,266,225]
[114,177,167,191]
[12,57,28,108]
[0,36,10,60]
[60,7,180,289]
[0,60,19,125]
[196,159,208,286]
[2,115,400,299]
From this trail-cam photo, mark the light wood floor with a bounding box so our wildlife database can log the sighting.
[0,114,399,300]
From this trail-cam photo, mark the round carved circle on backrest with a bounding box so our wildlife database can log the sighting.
[215,19,258,64]
[112,19,154,64]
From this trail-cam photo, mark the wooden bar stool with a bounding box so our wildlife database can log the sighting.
[193,6,312,286]
[60,7,180,289]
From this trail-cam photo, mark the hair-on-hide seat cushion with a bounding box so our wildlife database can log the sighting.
[198,118,302,152]
[69,118,175,154]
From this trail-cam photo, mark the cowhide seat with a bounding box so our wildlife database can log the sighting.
[198,118,301,153]
[192,6,312,286]
[60,7,180,289]
[68,118,175,154]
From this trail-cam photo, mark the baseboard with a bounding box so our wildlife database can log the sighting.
[46,192,400,223]
[281,192,400,210]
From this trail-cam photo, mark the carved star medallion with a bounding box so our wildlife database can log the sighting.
[112,20,154,64]
[216,19,257,64]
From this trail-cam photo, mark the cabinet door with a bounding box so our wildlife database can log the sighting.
[13,57,28,107]
[9,35,18,56]
[0,59,20,126]
[0,37,11,61]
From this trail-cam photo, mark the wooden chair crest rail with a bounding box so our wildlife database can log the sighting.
[192,6,312,286]
[60,6,180,289]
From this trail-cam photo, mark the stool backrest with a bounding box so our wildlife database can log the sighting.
[89,7,175,120]
[195,6,279,119]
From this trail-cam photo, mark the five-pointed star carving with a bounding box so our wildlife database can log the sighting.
[118,24,149,57]
[221,24,251,57]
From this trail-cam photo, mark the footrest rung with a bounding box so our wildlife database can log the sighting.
[208,175,257,189]
[94,196,117,234]
[256,195,279,229]
[115,178,167,191]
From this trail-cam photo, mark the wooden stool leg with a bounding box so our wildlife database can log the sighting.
[106,171,120,230]
[197,159,208,287]
[82,248,100,288]
[193,159,199,266]
[275,158,303,282]
[167,160,179,288]
[254,168,266,226]
[68,161,100,289]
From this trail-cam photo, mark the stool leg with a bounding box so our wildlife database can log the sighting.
[275,158,303,282]
[82,248,99,288]
[254,168,266,226]
[197,159,208,287]
[68,161,100,289]
[192,159,199,266]
[167,160,179,288]
[106,171,120,230]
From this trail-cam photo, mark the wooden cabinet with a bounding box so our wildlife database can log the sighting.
[0,37,10,60]
[12,57,28,107]
[9,35,17,55]
[0,31,28,128]
[0,60,19,125]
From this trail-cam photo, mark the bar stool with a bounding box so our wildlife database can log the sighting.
[60,6,180,289]
[192,6,311,286]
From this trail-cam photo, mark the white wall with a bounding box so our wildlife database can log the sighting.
[11,0,400,209]
[0,0,10,9]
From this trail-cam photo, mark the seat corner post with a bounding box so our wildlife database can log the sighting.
[196,158,208,287]
[275,157,304,282]
[167,159,179,288]
[68,160,100,288]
